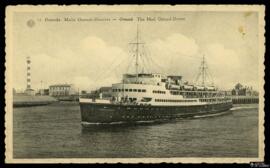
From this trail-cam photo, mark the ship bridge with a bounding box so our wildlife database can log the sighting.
[122,73,166,86]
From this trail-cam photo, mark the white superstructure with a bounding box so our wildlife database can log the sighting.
[109,73,230,106]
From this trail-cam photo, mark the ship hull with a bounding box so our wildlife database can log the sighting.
[80,102,233,124]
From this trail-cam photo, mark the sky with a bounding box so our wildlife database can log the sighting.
[11,10,260,92]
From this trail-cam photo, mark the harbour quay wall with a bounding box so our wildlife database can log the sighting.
[229,96,259,104]
[13,95,58,107]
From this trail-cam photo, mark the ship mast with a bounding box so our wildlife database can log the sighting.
[195,54,210,87]
[202,55,206,86]
[135,24,139,81]
[129,24,144,82]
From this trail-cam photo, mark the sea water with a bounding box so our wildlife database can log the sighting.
[13,103,258,158]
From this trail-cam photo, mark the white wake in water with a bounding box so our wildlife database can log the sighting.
[81,121,126,125]
[194,111,229,118]
[81,120,156,125]
[230,105,258,111]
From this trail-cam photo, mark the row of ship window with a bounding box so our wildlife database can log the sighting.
[200,98,230,102]
[200,99,217,102]
[170,91,218,94]
[152,90,166,94]
[112,89,166,94]
[155,99,197,102]
[112,89,147,92]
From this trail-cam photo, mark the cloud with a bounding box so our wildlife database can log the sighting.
[18,36,128,91]
[149,33,199,58]
[146,35,256,90]
[14,34,258,92]
[147,33,200,75]
[79,36,126,66]
[165,34,199,56]
[203,43,251,89]
[205,43,241,71]
[81,36,106,52]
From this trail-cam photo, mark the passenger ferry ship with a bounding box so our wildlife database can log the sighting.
[79,28,232,125]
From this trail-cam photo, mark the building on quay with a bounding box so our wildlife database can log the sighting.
[229,83,259,104]
[49,84,76,97]
[231,83,258,96]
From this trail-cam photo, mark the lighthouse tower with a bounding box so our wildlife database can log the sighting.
[25,56,35,95]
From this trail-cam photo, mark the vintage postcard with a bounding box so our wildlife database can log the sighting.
[5,5,265,163]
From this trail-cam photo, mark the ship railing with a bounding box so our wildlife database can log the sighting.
[170,90,227,98]
[111,100,152,106]
[199,97,232,103]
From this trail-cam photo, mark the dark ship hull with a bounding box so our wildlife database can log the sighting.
[80,101,233,124]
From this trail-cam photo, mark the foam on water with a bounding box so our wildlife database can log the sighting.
[81,121,126,125]
[193,111,230,118]
[135,120,155,123]
[230,105,258,111]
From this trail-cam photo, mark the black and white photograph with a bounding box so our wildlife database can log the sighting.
[5,5,265,163]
